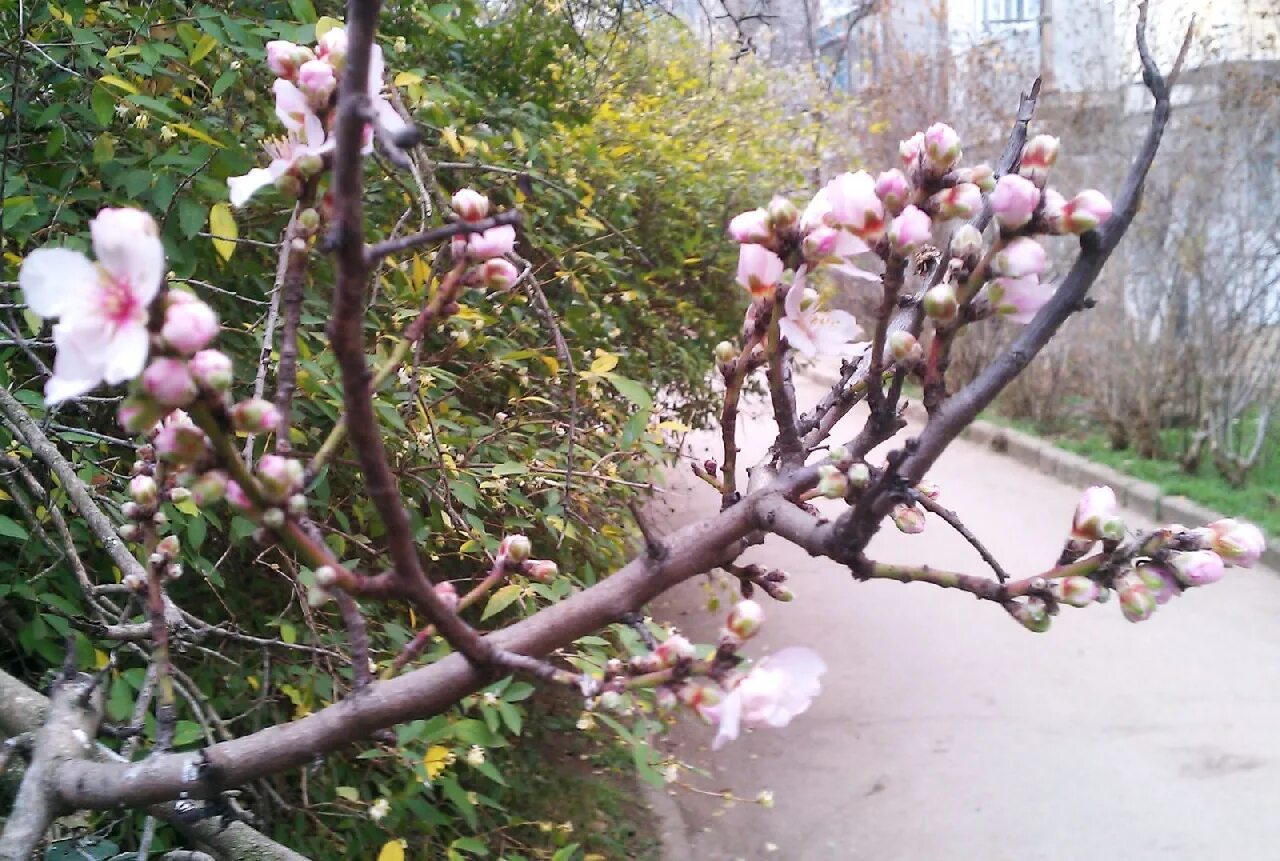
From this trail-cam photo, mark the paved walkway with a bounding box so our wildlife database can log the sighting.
[647,372,1280,860]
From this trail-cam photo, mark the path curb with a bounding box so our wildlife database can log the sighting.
[798,362,1280,570]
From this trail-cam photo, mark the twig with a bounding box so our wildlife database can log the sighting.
[913,493,1010,583]
[363,210,522,266]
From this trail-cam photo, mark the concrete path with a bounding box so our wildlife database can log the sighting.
[646,372,1280,861]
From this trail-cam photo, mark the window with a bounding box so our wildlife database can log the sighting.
[983,0,1039,26]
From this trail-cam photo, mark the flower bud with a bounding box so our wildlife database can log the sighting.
[817,463,849,499]
[923,284,959,325]
[1062,189,1113,234]
[121,501,140,520]
[524,559,559,581]
[768,195,799,230]
[451,188,490,222]
[288,494,307,516]
[156,534,181,558]
[296,59,336,109]
[1071,485,1117,542]
[898,131,924,170]
[1010,597,1051,632]
[1206,518,1265,568]
[186,350,233,393]
[1136,564,1180,604]
[165,563,183,580]
[888,330,920,363]
[1098,515,1127,542]
[654,634,696,667]
[190,470,228,507]
[1039,188,1066,234]
[129,474,158,508]
[315,27,347,70]
[314,565,339,587]
[307,586,333,607]
[161,298,219,355]
[257,454,304,502]
[892,502,926,534]
[168,487,191,504]
[655,686,679,713]
[294,153,324,178]
[992,237,1047,278]
[297,207,321,235]
[958,163,996,193]
[887,205,932,254]
[922,122,962,172]
[154,420,207,465]
[142,358,197,408]
[950,224,984,261]
[152,511,168,526]
[828,445,851,466]
[435,581,460,612]
[480,257,520,290]
[990,174,1040,232]
[847,463,870,488]
[914,479,940,500]
[118,395,165,436]
[275,172,303,199]
[500,534,532,564]
[932,182,982,220]
[122,571,146,591]
[728,208,773,244]
[1020,134,1060,171]
[875,169,910,215]
[231,398,282,434]
[1117,575,1156,622]
[1169,550,1226,588]
[714,341,737,365]
[265,41,314,79]
[1054,575,1100,607]
[225,480,255,514]
[726,599,765,640]
[261,507,285,529]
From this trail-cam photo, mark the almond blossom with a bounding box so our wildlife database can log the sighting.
[736,244,784,298]
[18,208,164,404]
[987,274,1053,324]
[778,268,861,358]
[705,647,827,750]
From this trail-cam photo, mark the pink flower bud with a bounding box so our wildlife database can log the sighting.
[296,59,336,109]
[825,171,886,241]
[1117,575,1156,622]
[728,208,773,244]
[655,634,696,667]
[1020,134,1060,170]
[958,163,996,193]
[1062,189,1112,234]
[726,599,765,640]
[817,464,849,499]
[162,298,219,355]
[435,581,459,612]
[156,534,181,557]
[888,330,921,363]
[524,559,559,581]
[892,502,926,534]
[457,225,516,261]
[736,244,784,298]
[1136,564,1180,604]
[875,169,910,215]
[189,350,233,392]
[256,454,304,502]
[315,27,347,70]
[118,395,165,436]
[1206,518,1265,567]
[1169,550,1226,587]
[899,131,924,170]
[480,257,520,290]
[950,224,984,260]
[225,480,255,514]
[992,237,1047,278]
[1010,597,1051,632]
[500,534,532,564]
[887,205,932,254]
[1054,575,1101,607]
[451,188,490,222]
[988,274,1052,324]
[1039,188,1067,233]
[142,358,197,408]
[154,412,206,465]
[923,284,959,324]
[922,122,962,172]
[1071,485,1117,541]
[189,470,228,507]
[266,41,314,79]
[990,174,1040,232]
[932,182,982,220]
[129,474,158,508]
[767,195,799,230]
[230,398,282,434]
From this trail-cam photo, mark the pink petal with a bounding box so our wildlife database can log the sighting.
[779,316,818,357]
[711,689,743,751]
[103,323,151,385]
[19,248,98,319]
[272,79,312,133]
[228,167,282,208]
[89,210,164,306]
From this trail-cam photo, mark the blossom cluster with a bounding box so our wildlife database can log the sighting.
[448,189,520,290]
[228,25,410,207]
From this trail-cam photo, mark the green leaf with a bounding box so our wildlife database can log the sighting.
[0,515,29,541]
[551,845,581,861]
[280,622,297,644]
[450,836,489,856]
[602,373,653,409]
[481,583,522,620]
[90,86,115,127]
[173,720,204,747]
[491,462,528,477]
[335,785,360,802]
[288,0,318,23]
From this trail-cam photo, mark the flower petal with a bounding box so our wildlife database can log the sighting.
[711,689,743,751]
[272,79,311,133]
[19,248,99,319]
[45,320,108,404]
[103,323,151,385]
[374,97,409,138]
[90,209,165,306]
[228,167,279,208]
[780,316,818,358]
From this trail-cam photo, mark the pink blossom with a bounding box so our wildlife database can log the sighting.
[480,258,520,290]
[154,410,207,464]
[524,559,559,582]
[296,59,337,110]
[1063,189,1113,234]
[778,269,860,358]
[799,186,833,233]
[451,188,490,222]
[990,174,1040,231]
[824,171,886,240]
[1117,575,1156,623]
[315,27,348,70]
[991,237,1047,278]
[453,225,517,261]
[142,358,197,408]
[887,205,932,253]
[728,208,773,244]
[899,131,924,170]
[1170,550,1226,587]
[1071,485,1117,541]
[736,244,784,298]
[875,169,910,215]
[189,349,233,391]
[706,647,826,750]
[1039,188,1067,233]
[161,296,219,354]
[1021,134,1060,169]
[654,634,696,667]
[726,599,765,640]
[257,454,304,501]
[923,122,962,172]
[18,208,164,403]
[129,474,158,508]
[225,480,255,514]
[228,85,333,207]
[1206,518,1265,567]
[989,274,1052,324]
[231,397,282,434]
[932,182,982,220]
[266,41,314,80]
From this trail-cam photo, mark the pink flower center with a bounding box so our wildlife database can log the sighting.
[100,275,142,330]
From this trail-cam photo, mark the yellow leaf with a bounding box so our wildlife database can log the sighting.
[246,675,260,691]
[208,203,237,262]
[424,745,451,780]
[315,16,343,39]
[189,34,218,65]
[377,840,406,861]
[511,127,526,153]
[98,74,139,95]
[589,350,618,374]
[335,785,360,802]
[94,650,110,669]
[539,355,560,375]
[441,127,463,156]
[170,122,223,148]
[394,71,423,87]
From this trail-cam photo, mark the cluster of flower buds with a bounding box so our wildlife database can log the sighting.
[497,534,560,583]
[450,188,520,290]
[815,448,873,501]
[230,24,413,207]
[731,562,794,602]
